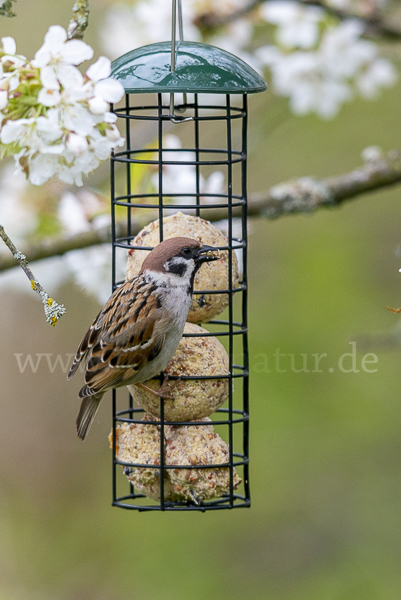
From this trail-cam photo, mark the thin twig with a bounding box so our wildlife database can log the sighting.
[0,224,66,325]
[197,0,401,41]
[67,0,90,41]
[1,149,401,272]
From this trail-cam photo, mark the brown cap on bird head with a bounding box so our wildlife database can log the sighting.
[140,237,218,274]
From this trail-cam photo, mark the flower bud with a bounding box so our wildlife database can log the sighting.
[88,96,108,115]
[105,124,121,142]
[0,90,8,110]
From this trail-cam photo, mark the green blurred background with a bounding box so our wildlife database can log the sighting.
[2,2,401,599]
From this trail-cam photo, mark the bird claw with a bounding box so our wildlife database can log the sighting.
[135,381,174,400]
[188,490,201,506]
[159,375,182,399]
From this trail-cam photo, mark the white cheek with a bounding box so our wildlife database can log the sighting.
[146,267,192,288]
[183,258,195,277]
[163,257,195,283]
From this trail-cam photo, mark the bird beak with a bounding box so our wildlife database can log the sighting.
[196,245,219,264]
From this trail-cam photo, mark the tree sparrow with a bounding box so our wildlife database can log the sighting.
[68,237,218,440]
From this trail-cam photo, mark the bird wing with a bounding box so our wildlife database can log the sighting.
[68,276,165,394]
[67,306,104,380]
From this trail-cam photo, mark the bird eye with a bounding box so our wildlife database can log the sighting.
[182,247,191,256]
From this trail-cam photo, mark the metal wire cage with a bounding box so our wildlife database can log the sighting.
[109,26,266,512]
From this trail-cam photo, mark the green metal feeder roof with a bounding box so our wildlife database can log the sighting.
[111,41,267,94]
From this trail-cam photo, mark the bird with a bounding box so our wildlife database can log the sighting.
[67,237,218,440]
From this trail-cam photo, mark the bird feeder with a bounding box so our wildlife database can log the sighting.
[109,0,266,511]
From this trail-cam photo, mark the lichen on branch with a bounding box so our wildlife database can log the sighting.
[0,0,17,18]
[67,0,90,41]
[249,148,401,219]
[0,224,66,325]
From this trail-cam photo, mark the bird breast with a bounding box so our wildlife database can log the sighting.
[131,282,192,383]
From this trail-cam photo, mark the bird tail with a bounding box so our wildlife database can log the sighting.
[76,390,103,441]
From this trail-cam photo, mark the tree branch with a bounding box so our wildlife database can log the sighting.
[0,225,66,325]
[0,221,126,272]
[196,0,401,41]
[253,148,401,219]
[1,149,400,273]
[301,0,401,40]
[67,0,90,41]
[195,0,261,29]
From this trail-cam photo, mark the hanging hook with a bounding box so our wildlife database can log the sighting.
[170,0,193,123]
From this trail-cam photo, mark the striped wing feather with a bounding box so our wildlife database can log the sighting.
[68,276,164,395]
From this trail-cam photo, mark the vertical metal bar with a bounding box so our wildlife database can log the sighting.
[194,94,200,217]
[177,0,187,108]
[158,92,166,510]
[128,388,134,499]
[226,94,234,507]
[177,0,184,40]
[125,94,132,239]
[241,94,250,504]
[160,397,165,511]
[112,390,117,505]
[169,0,191,119]
[110,108,117,505]
[125,97,135,501]
[169,0,177,117]
[110,103,117,292]
[125,94,134,438]
[158,94,164,241]
[170,0,177,71]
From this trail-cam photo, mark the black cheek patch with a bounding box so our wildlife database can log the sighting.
[168,262,187,277]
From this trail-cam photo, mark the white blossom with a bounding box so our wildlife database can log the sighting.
[356,58,397,98]
[0,90,7,109]
[361,145,382,162]
[257,18,397,118]
[1,36,16,56]
[0,28,125,186]
[203,171,225,199]
[100,0,397,121]
[28,154,60,186]
[100,0,200,59]
[213,218,250,278]
[320,21,372,79]
[58,192,92,236]
[100,0,255,64]
[261,1,323,49]
[37,87,61,107]
[64,244,126,305]
[33,25,94,70]
[0,118,34,145]
[88,96,109,115]
[0,165,36,248]
[150,135,225,204]
[66,133,88,156]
